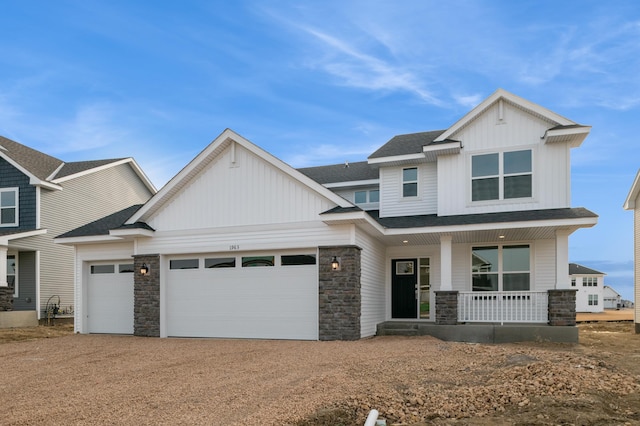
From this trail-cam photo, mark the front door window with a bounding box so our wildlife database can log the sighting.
[392,258,431,319]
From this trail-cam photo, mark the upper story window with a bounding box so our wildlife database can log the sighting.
[583,277,597,287]
[472,244,530,291]
[354,189,380,204]
[471,150,532,202]
[402,167,418,197]
[0,188,18,227]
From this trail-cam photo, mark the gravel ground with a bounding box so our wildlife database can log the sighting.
[1,323,639,425]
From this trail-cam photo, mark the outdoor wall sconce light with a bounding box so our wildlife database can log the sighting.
[140,263,150,276]
[331,256,341,271]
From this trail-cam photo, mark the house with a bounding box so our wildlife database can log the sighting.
[0,136,156,326]
[623,168,640,333]
[56,89,597,342]
[602,286,622,310]
[569,263,605,313]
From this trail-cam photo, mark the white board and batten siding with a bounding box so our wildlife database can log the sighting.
[148,143,336,231]
[379,163,437,218]
[355,230,386,337]
[436,101,572,217]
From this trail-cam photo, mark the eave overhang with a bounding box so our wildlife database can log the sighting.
[623,169,640,210]
[109,228,155,238]
[542,125,591,148]
[367,140,462,167]
[0,229,47,245]
[54,235,127,246]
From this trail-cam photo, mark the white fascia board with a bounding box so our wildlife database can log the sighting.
[321,211,386,234]
[54,235,125,246]
[423,141,461,153]
[324,179,379,189]
[543,126,591,147]
[109,228,155,238]
[127,129,353,224]
[435,88,576,142]
[0,229,47,246]
[367,153,425,165]
[624,169,640,210]
[382,216,598,236]
[30,178,62,191]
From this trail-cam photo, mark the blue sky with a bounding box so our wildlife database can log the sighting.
[1,1,638,300]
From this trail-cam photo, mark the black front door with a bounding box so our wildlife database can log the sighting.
[392,259,417,318]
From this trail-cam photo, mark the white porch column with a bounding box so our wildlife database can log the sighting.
[440,235,453,291]
[555,230,571,289]
[0,245,7,287]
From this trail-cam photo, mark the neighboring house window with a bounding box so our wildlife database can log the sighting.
[354,189,380,204]
[7,254,17,297]
[0,188,18,227]
[583,277,597,287]
[471,150,532,202]
[571,278,576,287]
[403,167,418,197]
[472,244,530,291]
[588,294,598,306]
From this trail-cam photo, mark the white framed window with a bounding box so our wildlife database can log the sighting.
[588,294,598,306]
[472,244,530,291]
[0,188,18,227]
[7,254,17,297]
[402,167,418,197]
[354,189,380,204]
[471,150,532,202]
[571,278,576,287]
[583,277,597,287]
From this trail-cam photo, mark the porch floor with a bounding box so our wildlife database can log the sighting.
[376,321,578,344]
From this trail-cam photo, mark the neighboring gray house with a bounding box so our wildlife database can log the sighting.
[602,286,622,309]
[0,136,156,324]
[569,263,605,313]
[57,89,597,343]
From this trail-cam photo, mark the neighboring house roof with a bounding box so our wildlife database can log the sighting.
[0,135,156,193]
[297,161,378,185]
[603,286,621,297]
[364,208,598,229]
[54,159,128,179]
[368,130,446,159]
[0,135,64,181]
[569,263,605,275]
[623,168,640,210]
[56,204,151,238]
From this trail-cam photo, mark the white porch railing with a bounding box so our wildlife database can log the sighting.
[458,291,548,324]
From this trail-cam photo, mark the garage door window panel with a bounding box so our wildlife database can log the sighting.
[204,257,236,268]
[91,265,115,274]
[281,254,316,266]
[119,264,134,273]
[170,259,199,269]
[242,256,274,267]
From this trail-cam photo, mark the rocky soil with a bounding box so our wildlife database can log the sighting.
[1,321,639,425]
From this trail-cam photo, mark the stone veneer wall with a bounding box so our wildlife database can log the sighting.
[318,246,361,341]
[435,291,458,325]
[0,287,13,311]
[548,289,577,326]
[133,254,160,337]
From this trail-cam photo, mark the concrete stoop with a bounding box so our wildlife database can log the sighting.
[0,311,38,328]
[376,321,578,344]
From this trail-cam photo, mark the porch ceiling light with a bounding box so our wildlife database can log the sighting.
[140,263,150,276]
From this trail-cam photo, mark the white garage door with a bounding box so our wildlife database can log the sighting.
[166,252,318,340]
[87,262,134,334]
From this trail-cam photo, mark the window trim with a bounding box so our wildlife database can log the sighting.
[470,149,533,203]
[354,189,380,205]
[0,187,19,227]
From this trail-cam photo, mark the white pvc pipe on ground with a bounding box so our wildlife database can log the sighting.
[364,409,379,426]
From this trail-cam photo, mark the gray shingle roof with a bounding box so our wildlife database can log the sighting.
[0,135,63,180]
[297,161,378,184]
[55,159,127,179]
[569,263,605,275]
[359,207,598,229]
[56,204,153,238]
[368,130,446,159]
[0,135,129,182]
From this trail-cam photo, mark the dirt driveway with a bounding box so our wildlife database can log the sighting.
[1,322,639,426]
